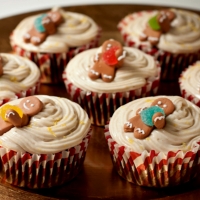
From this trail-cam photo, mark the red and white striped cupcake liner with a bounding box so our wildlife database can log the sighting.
[179,64,200,107]
[118,11,200,81]
[10,28,101,84]
[104,127,200,187]
[63,63,160,126]
[0,128,92,188]
[0,81,40,106]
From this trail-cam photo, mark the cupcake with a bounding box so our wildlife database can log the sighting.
[179,61,200,106]
[0,53,40,106]
[118,9,200,80]
[105,96,200,187]
[10,7,101,83]
[0,95,92,188]
[63,39,160,126]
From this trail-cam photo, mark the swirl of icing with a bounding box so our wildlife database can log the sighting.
[120,9,200,53]
[11,8,99,53]
[0,95,91,154]
[66,47,159,93]
[109,96,200,154]
[0,53,40,99]
[180,61,200,99]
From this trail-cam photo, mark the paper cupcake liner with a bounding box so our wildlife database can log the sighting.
[118,12,200,81]
[0,81,40,106]
[104,127,200,187]
[0,128,92,188]
[63,64,160,126]
[10,29,101,84]
[179,66,200,107]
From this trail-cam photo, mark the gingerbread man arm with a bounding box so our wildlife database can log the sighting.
[152,112,166,129]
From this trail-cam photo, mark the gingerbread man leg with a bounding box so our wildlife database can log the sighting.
[88,61,101,80]
[134,124,153,139]
[0,118,13,135]
[24,26,47,45]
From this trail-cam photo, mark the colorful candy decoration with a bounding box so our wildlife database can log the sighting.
[139,10,176,45]
[124,98,175,139]
[23,10,63,45]
[0,96,43,135]
[88,39,126,82]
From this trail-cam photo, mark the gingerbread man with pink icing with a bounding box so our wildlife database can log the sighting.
[88,39,126,82]
[0,96,43,135]
[124,98,175,139]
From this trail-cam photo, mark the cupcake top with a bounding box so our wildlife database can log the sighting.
[179,61,200,99]
[118,9,200,54]
[0,53,40,103]
[0,95,91,154]
[109,96,200,154]
[65,39,159,93]
[11,7,100,53]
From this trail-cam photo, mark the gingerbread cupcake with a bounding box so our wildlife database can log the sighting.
[0,53,40,106]
[10,7,101,83]
[179,61,200,106]
[118,9,200,80]
[63,39,160,126]
[0,95,92,188]
[105,96,200,187]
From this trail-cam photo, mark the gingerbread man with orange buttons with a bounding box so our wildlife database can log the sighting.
[88,39,126,82]
[0,96,43,135]
[23,10,63,45]
[139,10,176,45]
[124,98,175,139]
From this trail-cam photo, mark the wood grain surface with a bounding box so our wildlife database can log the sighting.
[0,4,200,200]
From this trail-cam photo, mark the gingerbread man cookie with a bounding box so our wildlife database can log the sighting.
[140,10,176,45]
[124,98,175,139]
[0,55,3,76]
[0,96,43,135]
[23,10,63,45]
[88,39,126,82]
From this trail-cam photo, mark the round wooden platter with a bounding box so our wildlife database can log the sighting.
[0,4,200,200]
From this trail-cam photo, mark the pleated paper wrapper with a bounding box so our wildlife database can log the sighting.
[0,81,40,106]
[0,128,92,188]
[118,11,200,81]
[10,28,101,84]
[63,63,160,126]
[104,127,200,187]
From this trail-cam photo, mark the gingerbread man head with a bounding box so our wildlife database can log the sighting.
[124,97,175,139]
[88,39,126,82]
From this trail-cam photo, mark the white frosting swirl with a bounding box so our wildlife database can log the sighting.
[0,95,91,154]
[65,46,159,93]
[120,9,200,53]
[109,96,200,154]
[180,61,200,99]
[11,8,99,53]
[0,53,40,101]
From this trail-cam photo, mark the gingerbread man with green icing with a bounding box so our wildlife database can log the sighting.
[88,39,126,82]
[124,98,175,139]
[23,10,63,45]
[140,10,176,45]
[0,96,43,135]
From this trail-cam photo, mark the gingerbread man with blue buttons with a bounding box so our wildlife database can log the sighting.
[124,98,175,139]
